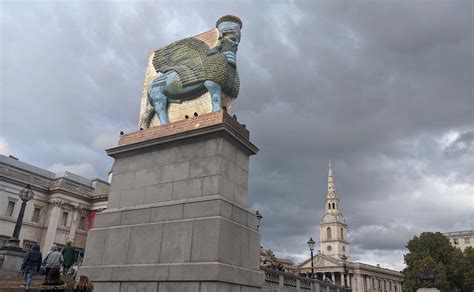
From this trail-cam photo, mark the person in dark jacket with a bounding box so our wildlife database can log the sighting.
[21,244,42,290]
[62,239,75,275]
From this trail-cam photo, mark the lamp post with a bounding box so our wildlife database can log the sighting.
[307,237,316,278]
[256,211,263,231]
[1,184,34,252]
[341,254,348,288]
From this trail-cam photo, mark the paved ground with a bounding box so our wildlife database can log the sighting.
[0,274,74,291]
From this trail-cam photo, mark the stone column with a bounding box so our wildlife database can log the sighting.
[68,204,82,241]
[41,199,63,254]
[331,272,335,283]
[80,112,261,292]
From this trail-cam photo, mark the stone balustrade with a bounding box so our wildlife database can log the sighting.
[262,267,351,292]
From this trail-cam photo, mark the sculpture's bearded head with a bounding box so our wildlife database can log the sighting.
[216,15,242,67]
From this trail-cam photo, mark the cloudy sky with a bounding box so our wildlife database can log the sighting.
[1,0,472,270]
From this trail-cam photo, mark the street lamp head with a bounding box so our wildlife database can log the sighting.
[307,237,316,252]
[341,254,347,262]
[18,184,34,202]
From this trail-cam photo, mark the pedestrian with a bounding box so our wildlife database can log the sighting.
[72,251,84,279]
[42,245,64,285]
[62,239,75,275]
[21,244,42,290]
[73,275,94,292]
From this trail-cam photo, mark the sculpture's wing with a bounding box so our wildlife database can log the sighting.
[153,38,209,73]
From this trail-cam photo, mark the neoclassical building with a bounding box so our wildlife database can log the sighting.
[0,154,108,256]
[443,230,473,251]
[298,162,403,292]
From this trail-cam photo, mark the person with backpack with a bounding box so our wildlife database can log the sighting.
[21,244,42,290]
[62,239,75,275]
[42,244,64,285]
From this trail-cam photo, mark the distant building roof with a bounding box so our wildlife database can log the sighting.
[0,154,96,188]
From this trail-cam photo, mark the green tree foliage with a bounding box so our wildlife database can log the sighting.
[403,232,473,292]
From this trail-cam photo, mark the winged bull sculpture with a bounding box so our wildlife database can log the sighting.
[140,15,242,127]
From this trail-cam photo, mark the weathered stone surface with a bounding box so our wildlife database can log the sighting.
[202,175,220,195]
[172,178,202,199]
[110,172,135,191]
[127,223,163,264]
[160,220,193,263]
[120,208,151,225]
[82,229,106,265]
[159,282,200,292]
[121,282,158,292]
[93,211,121,228]
[183,200,220,219]
[221,139,237,163]
[189,156,222,178]
[205,138,223,157]
[134,167,162,187]
[150,204,183,222]
[176,141,207,162]
[161,162,190,183]
[145,147,177,169]
[120,187,145,207]
[232,205,248,226]
[219,219,242,266]
[144,182,173,204]
[191,218,220,262]
[102,227,131,265]
[92,282,121,292]
[234,184,248,208]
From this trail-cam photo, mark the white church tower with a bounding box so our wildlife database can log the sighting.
[319,161,349,259]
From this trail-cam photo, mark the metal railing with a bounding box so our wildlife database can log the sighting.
[261,267,352,292]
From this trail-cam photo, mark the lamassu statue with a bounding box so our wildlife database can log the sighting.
[141,15,242,127]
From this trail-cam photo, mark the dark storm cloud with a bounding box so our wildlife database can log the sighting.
[1,0,472,269]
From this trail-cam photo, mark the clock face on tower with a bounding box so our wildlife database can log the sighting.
[327,245,332,251]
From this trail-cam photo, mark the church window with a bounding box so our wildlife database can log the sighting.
[327,245,332,251]
[327,227,331,239]
[341,228,344,239]
[332,203,335,209]
[328,203,331,209]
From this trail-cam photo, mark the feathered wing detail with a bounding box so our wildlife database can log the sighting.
[152,38,211,87]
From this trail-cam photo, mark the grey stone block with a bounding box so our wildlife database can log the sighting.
[201,282,233,292]
[240,228,250,268]
[241,170,249,189]
[93,211,121,228]
[107,190,121,209]
[168,263,218,281]
[172,178,202,200]
[191,218,220,261]
[161,162,189,183]
[235,150,249,172]
[145,147,177,169]
[176,141,206,162]
[121,208,151,225]
[189,156,221,178]
[120,187,145,207]
[227,161,242,185]
[127,223,163,264]
[82,229,106,265]
[134,167,162,187]
[219,219,242,266]
[78,266,111,281]
[159,282,200,292]
[219,200,233,219]
[160,220,193,263]
[144,183,173,204]
[110,172,135,191]
[202,175,219,196]
[129,264,169,281]
[231,285,242,292]
[232,206,248,226]
[219,175,235,201]
[150,204,183,222]
[183,200,220,219]
[221,139,237,163]
[112,154,148,174]
[247,212,258,230]
[110,265,131,281]
[248,230,260,269]
[205,138,223,157]
[121,282,158,292]
[92,282,121,292]
[234,185,248,208]
[102,226,131,265]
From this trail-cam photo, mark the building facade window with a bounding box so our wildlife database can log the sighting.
[31,207,41,223]
[61,212,69,226]
[79,215,87,230]
[23,240,37,251]
[328,203,331,209]
[341,228,344,239]
[0,235,9,247]
[332,203,335,209]
[6,200,16,217]
[327,227,331,239]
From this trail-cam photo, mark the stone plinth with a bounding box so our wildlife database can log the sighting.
[81,111,262,292]
[417,289,440,292]
[0,249,25,276]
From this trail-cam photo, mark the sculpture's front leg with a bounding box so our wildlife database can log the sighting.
[148,85,169,125]
[204,80,222,112]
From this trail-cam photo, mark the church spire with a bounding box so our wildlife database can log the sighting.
[327,161,337,198]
